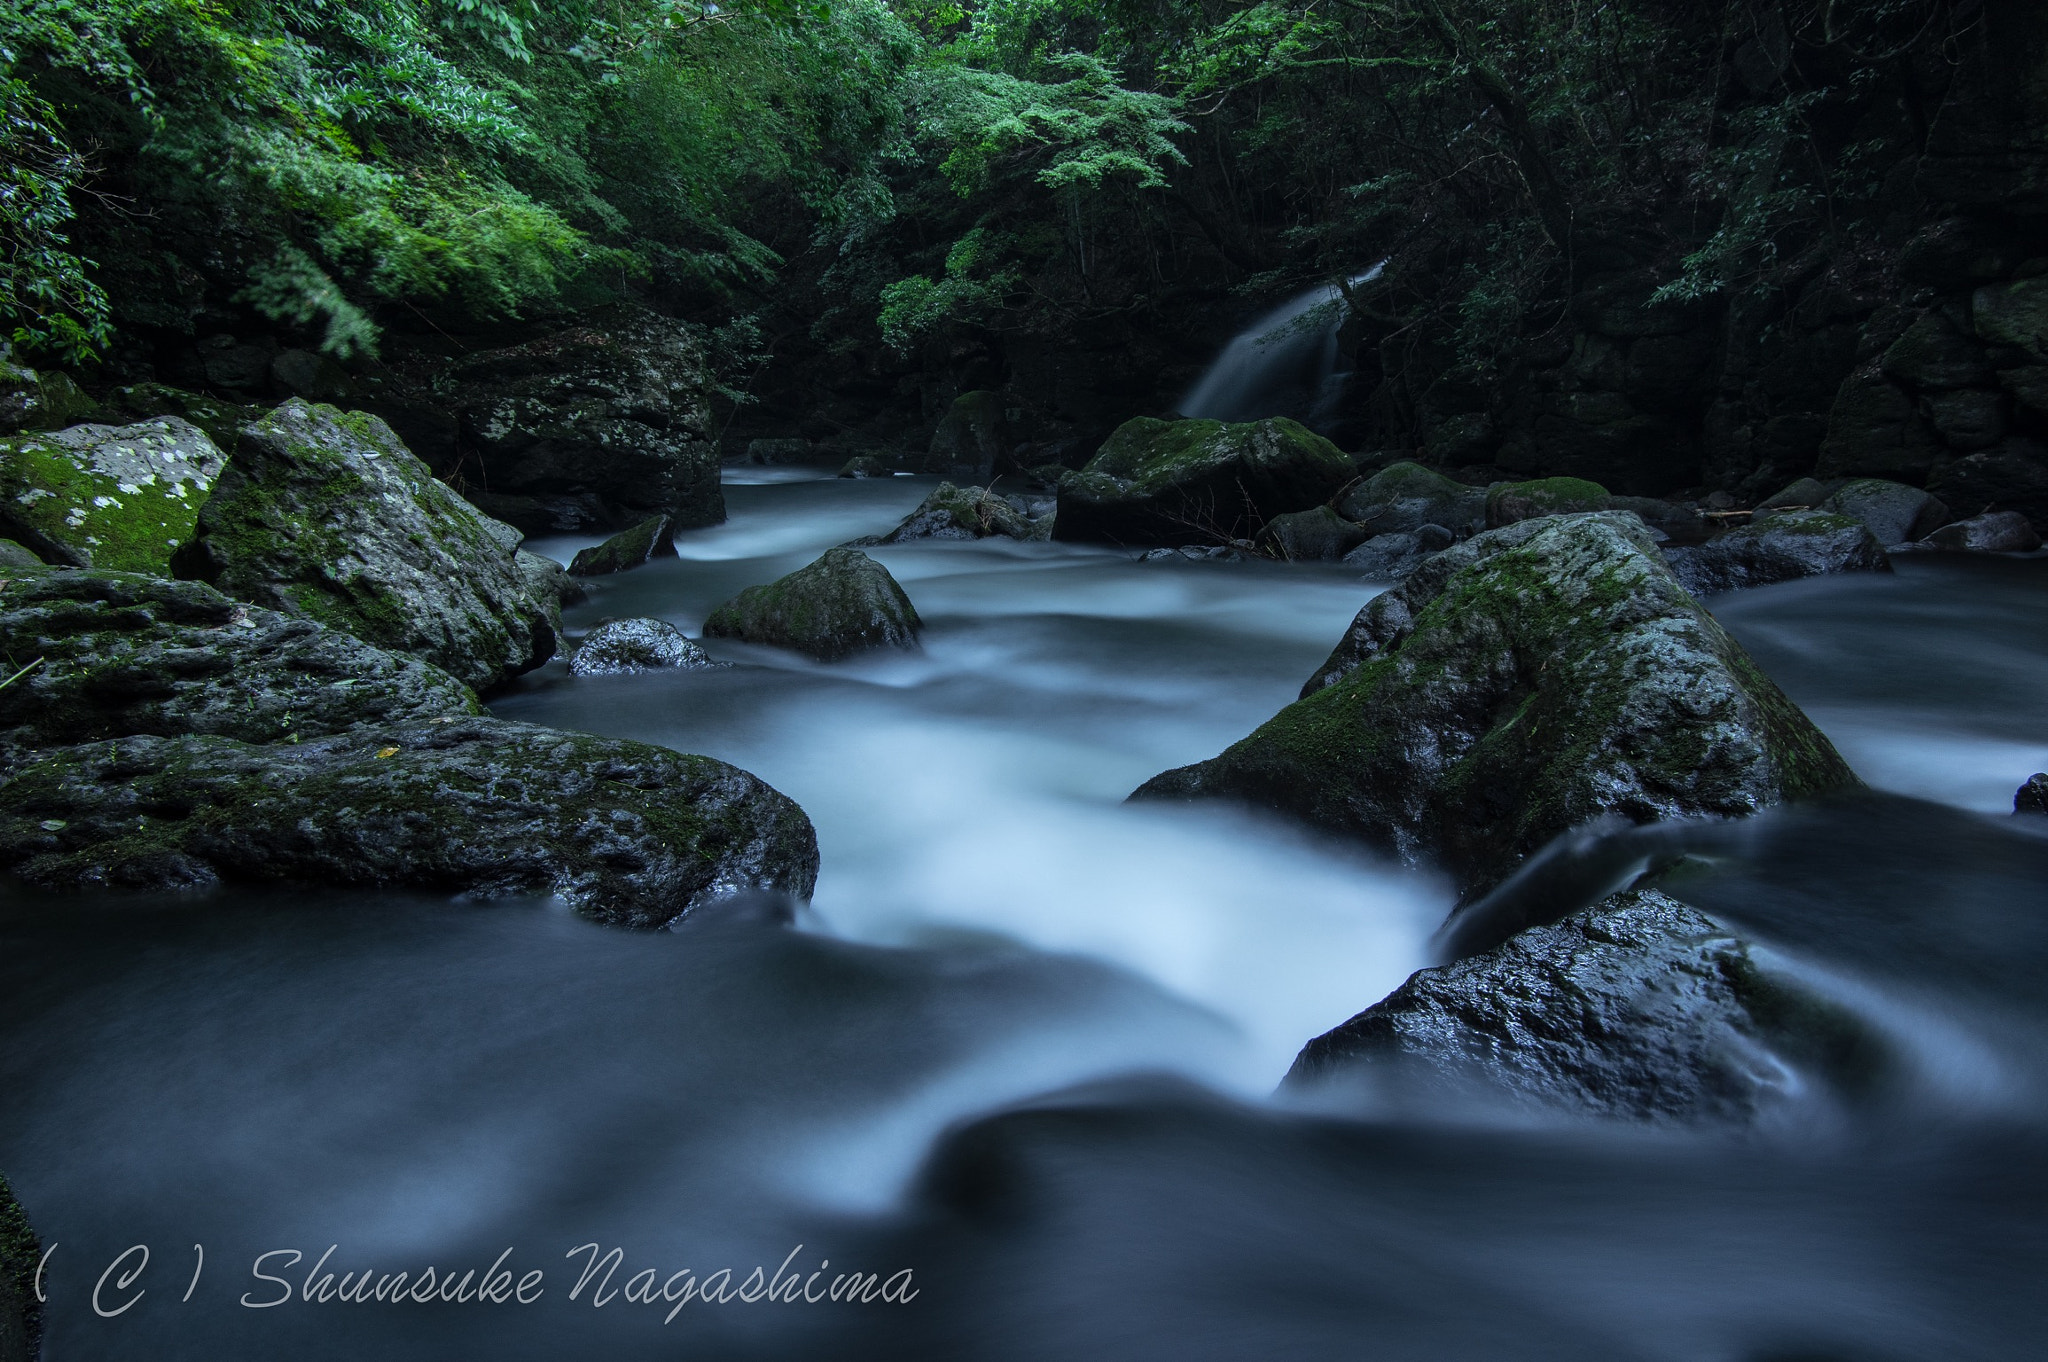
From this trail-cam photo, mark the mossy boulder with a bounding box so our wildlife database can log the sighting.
[1052,416,1354,547]
[0,359,99,434]
[0,541,39,569]
[1257,505,1370,561]
[571,618,723,676]
[1819,478,1952,546]
[0,417,226,573]
[95,382,259,449]
[1133,513,1859,897]
[1484,476,1611,528]
[0,567,478,768]
[1665,511,1891,596]
[1926,438,2048,531]
[1286,890,1870,1124]
[0,1172,38,1362]
[1337,461,1487,536]
[175,399,559,691]
[882,482,1040,542]
[703,547,921,661]
[568,514,677,576]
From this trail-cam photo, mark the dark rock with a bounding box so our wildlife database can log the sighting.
[1817,363,1942,480]
[1926,439,2048,530]
[1257,506,1369,562]
[1135,513,1858,896]
[927,391,1021,479]
[2003,366,2048,424]
[1,1171,40,1362]
[0,360,99,434]
[703,547,921,661]
[1484,477,1610,528]
[1336,461,1487,536]
[1916,510,2043,553]
[568,515,677,577]
[270,349,357,403]
[0,718,818,929]
[175,399,559,691]
[2015,774,2048,815]
[0,540,42,569]
[881,482,1038,542]
[1665,511,1891,596]
[1881,311,1993,389]
[1136,544,1253,563]
[1342,526,1454,579]
[744,438,814,466]
[0,417,227,574]
[200,333,279,391]
[1820,478,1954,546]
[570,618,722,677]
[1606,496,1710,546]
[515,550,575,641]
[839,456,891,479]
[1973,278,2048,360]
[1286,890,1870,1124]
[1755,476,1838,512]
[1900,217,2026,287]
[1051,417,1353,547]
[1925,388,2010,451]
[94,383,258,449]
[0,567,478,767]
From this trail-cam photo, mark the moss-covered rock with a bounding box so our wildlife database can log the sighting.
[704,548,921,661]
[1665,511,1891,595]
[0,567,478,768]
[1052,416,1354,546]
[1286,890,1875,1124]
[175,399,559,691]
[0,417,226,573]
[94,382,260,450]
[0,541,39,569]
[1819,478,1952,546]
[571,618,723,676]
[926,390,1022,479]
[0,360,100,434]
[883,482,1039,542]
[1133,513,1859,897]
[1926,438,2048,531]
[1337,461,1487,536]
[0,1172,39,1362]
[1256,505,1369,561]
[568,514,677,576]
[1484,476,1611,527]
[0,717,818,929]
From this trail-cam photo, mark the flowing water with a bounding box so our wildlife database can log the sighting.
[1177,267,1383,428]
[3,473,2045,1359]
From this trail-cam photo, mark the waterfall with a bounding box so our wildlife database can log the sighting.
[1177,264,1384,430]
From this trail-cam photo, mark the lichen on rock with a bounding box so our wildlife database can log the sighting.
[881,482,1041,542]
[1665,510,1892,595]
[0,417,226,573]
[571,618,724,676]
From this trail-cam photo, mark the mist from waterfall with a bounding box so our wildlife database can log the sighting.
[1177,264,1384,429]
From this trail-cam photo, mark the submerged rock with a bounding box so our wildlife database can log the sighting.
[1286,891,1872,1124]
[1664,511,1891,596]
[1343,524,1454,579]
[1338,462,1487,537]
[1484,477,1610,528]
[1914,510,2042,553]
[1819,478,1952,547]
[568,514,677,577]
[0,1171,39,1362]
[0,417,226,573]
[703,547,921,661]
[0,717,818,929]
[1134,513,1858,896]
[1052,417,1353,547]
[839,455,891,479]
[1258,505,1369,561]
[882,482,1038,542]
[571,618,723,676]
[175,400,560,691]
[0,568,477,767]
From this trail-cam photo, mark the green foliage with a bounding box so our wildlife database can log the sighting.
[0,77,111,362]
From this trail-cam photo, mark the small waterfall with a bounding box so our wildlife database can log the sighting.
[1177,264,1384,430]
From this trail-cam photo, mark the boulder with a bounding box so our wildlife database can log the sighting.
[174,400,560,691]
[0,568,477,768]
[0,540,40,569]
[1926,439,2048,529]
[839,456,891,479]
[1973,277,2048,360]
[93,383,258,450]
[1915,510,2042,553]
[570,618,723,677]
[1607,496,1710,546]
[927,391,1021,480]
[1285,890,1866,1124]
[1484,477,1610,528]
[1665,511,1891,596]
[1133,513,1858,896]
[0,1172,39,1362]
[881,483,1038,542]
[1343,525,1454,579]
[568,515,677,577]
[0,718,819,929]
[2002,366,2048,422]
[0,361,99,434]
[270,349,357,403]
[1820,478,1953,546]
[744,438,814,466]
[1817,362,1943,480]
[2015,774,2048,815]
[1881,311,1994,389]
[1336,462,1487,536]
[1754,476,1839,512]
[1926,388,2010,452]
[516,550,576,643]
[702,547,922,661]
[0,417,227,573]
[1051,417,1353,547]
[1257,505,1369,562]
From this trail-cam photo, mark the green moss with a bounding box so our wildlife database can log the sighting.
[1486,477,1612,525]
[0,422,223,573]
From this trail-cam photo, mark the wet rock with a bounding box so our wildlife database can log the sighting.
[1973,277,2048,360]
[175,400,560,691]
[1343,525,1454,579]
[0,1171,40,1362]
[839,456,891,479]
[1665,511,1891,596]
[1134,513,1857,896]
[568,515,677,577]
[1926,439,2048,530]
[0,717,819,929]
[0,540,40,569]
[515,550,575,642]
[1819,479,1953,546]
[1337,462,1487,536]
[1052,417,1353,547]
[1915,510,2042,553]
[2015,774,2048,815]
[571,618,723,677]
[1136,544,1252,563]
[882,482,1038,542]
[1817,362,1942,480]
[1286,890,1869,1124]
[702,547,921,661]
[0,360,99,434]
[1607,496,1710,546]
[1257,506,1368,562]
[0,417,227,573]
[1484,477,1610,528]
[0,567,478,767]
